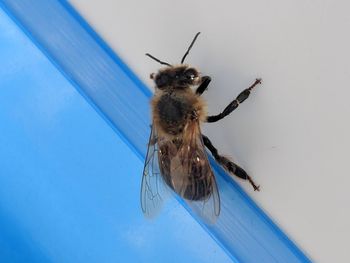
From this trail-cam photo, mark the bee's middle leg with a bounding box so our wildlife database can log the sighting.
[196,76,211,95]
[206,78,262,123]
[202,134,260,191]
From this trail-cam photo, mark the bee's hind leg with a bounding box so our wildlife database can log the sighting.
[196,76,211,95]
[202,135,260,191]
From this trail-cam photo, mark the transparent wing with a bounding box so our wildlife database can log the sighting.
[140,125,169,218]
[170,120,221,224]
[185,174,220,224]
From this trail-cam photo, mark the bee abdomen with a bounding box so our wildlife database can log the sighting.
[158,143,213,201]
[183,176,213,201]
[162,172,213,201]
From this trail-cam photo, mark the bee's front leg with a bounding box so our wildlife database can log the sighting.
[196,76,211,95]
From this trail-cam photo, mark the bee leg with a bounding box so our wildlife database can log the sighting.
[206,78,262,123]
[196,76,211,95]
[202,135,260,191]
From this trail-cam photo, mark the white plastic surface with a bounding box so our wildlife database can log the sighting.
[69,1,350,262]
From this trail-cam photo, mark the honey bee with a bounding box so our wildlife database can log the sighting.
[141,32,261,222]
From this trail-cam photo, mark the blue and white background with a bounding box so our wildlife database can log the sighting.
[1,0,349,262]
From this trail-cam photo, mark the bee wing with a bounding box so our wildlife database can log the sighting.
[185,174,220,224]
[175,120,221,223]
[140,125,169,218]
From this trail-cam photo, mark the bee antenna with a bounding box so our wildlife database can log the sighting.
[181,32,201,64]
[145,53,172,67]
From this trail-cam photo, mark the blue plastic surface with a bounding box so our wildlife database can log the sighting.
[0,0,312,262]
[0,8,234,263]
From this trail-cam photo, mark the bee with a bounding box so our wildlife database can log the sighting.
[141,32,261,223]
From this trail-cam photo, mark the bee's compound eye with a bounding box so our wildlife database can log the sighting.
[185,68,198,80]
[155,73,169,87]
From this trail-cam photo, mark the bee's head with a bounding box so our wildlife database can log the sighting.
[150,65,200,89]
[146,32,202,90]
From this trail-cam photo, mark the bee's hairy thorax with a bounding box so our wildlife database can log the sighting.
[152,88,207,137]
